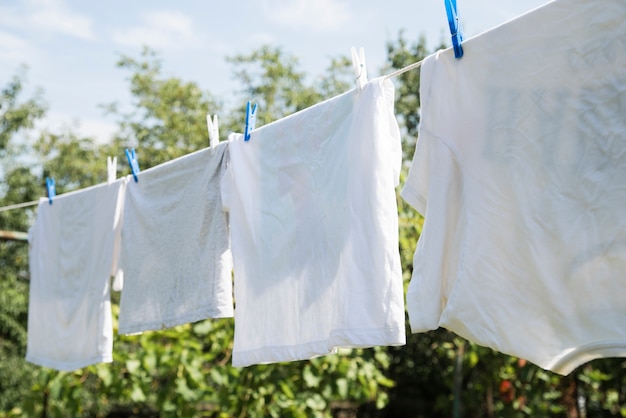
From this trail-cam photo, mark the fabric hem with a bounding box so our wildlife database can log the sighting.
[400,186,427,215]
[26,353,113,372]
[546,340,626,375]
[232,327,406,368]
[118,306,234,335]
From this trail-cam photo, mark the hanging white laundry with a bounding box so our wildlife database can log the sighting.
[222,77,405,367]
[402,0,626,375]
[117,143,233,335]
[26,179,127,371]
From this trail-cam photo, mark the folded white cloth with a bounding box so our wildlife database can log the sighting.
[222,77,406,367]
[118,143,233,335]
[27,179,126,371]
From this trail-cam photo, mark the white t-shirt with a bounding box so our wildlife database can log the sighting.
[118,143,234,335]
[27,179,126,371]
[222,78,406,367]
[402,0,626,375]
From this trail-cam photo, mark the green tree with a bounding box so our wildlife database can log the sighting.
[226,45,352,128]
[106,47,223,168]
[0,68,45,155]
[7,47,396,418]
[384,32,431,162]
[0,69,46,414]
[4,37,626,418]
[35,130,108,192]
[226,45,321,126]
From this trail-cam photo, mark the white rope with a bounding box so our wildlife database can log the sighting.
[383,58,425,80]
[0,199,39,213]
[0,59,425,215]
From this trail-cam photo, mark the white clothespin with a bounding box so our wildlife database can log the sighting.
[107,156,117,185]
[112,270,124,292]
[207,114,219,148]
[351,46,368,90]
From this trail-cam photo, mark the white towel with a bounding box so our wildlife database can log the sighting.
[222,77,406,367]
[118,143,233,335]
[26,179,126,371]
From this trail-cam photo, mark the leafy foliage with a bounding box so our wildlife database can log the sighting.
[0,47,392,418]
[226,45,321,126]
[0,39,625,418]
[0,69,45,413]
[0,67,46,154]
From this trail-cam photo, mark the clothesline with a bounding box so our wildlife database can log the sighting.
[383,58,425,80]
[0,199,39,213]
[26,80,406,371]
[0,57,426,215]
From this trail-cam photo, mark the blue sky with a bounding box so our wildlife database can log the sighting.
[0,0,548,143]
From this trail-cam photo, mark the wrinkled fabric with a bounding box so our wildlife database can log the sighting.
[118,143,233,335]
[402,0,626,375]
[27,179,126,371]
[223,77,405,367]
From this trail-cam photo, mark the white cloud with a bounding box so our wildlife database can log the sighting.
[38,113,119,145]
[30,6,95,41]
[250,32,276,46]
[0,31,39,67]
[112,10,197,49]
[0,0,95,41]
[261,0,352,31]
[75,118,118,144]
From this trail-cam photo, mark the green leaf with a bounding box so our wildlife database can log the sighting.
[126,359,141,374]
[305,394,326,411]
[142,352,157,371]
[175,377,198,401]
[467,350,479,368]
[376,375,395,388]
[279,381,295,399]
[303,365,321,388]
[185,362,205,385]
[210,368,226,385]
[193,320,212,335]
[162,400,176,412]
[96,366,112,387]
[376,392,389,409]
[336,378,348,398]
[48,378,62,399]
[130,384,146,402]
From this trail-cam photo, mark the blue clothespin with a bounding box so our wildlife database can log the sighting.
[244,101,257,142]
[444,0,464,59]
[125,148,140,183]
[45,177,55,205]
